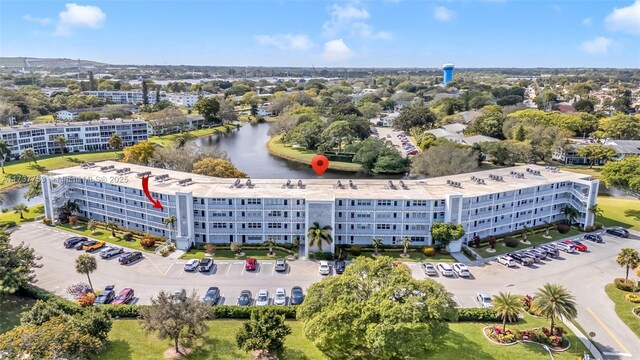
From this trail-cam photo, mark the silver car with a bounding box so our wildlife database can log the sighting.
[275,259,287,272]
[555,242,575,253]
[476,293,493,308]
[421,262,437,276]
[256,289,269,306]
[99,246,123,259]
[273,288,287,306]
[437,263,454,277]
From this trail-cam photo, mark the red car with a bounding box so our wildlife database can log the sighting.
[245,258,257,271]
[112,288,135,305]
[564,240,587,252]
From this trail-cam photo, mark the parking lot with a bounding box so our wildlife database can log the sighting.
[372,126,417,156]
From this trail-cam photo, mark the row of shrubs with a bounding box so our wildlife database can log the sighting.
[584,223,604,233]
[0,220,17,228]
[73,217,167,244]
[197,244,297,256]
[333,245,443,258]
[461,246,477,260]
[614,278,638,292]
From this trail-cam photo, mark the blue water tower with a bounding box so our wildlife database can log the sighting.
[442,63,454,84]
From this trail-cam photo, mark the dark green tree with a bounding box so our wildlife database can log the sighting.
[0,234,42,295]
[430,222,465,248]
[142,80,149,105]
[236,309,292,354]
[194,97,221,123]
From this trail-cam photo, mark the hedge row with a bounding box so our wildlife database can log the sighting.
[461,246,477,261]
[0,221,17,228]
[457,308,500,322]
[194,245,296,256]
[614,278,637,292]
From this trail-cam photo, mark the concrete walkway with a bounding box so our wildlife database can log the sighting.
[562,317,603,360]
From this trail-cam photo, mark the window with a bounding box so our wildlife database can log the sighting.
[265,199,283,205]
[412,200,428,206]
[247,223,261,229]
[377,200,392,206]
[411,212,428,219]
[247,199,261,205]
[267,210,282,217]
[210,211,227,217]
[356,212,372,218]
[356,224,370,230]
[267,223,282,229]
[211,223,227,228]
[376,224,391,230]
[356,200,372,206]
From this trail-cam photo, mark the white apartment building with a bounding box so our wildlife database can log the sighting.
[55,110,78,121]
[42,162,599,255]
[82,91,167,105]
[166,93,200,107]
[0,119,149,157]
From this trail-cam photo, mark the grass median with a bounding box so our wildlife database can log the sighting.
[604,283,640,338]
[0,204,45,223]
[267,135,363,172]
[597,196,640,231]
[56,223,158,253]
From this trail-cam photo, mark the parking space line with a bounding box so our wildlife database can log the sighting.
[240,266,246,277]
[225,264,233,276]
[453,295,462,307]
[471,296,480,307]
[163,263,175,276]
[143,255,165,276]
[585,307,630,354]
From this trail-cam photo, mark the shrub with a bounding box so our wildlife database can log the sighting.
[556,224,571,234]
[42,218,52,226]
[122,232,134,242]
[314,252,334,260]
[211,305,297,319]
[457,308,499,321]
[625,293,640,303]
[78,293,96,307]
[462,246,477,260]
[553,326,565,337]
[594,222,603,230]
[350,245,362,257]
[0,220,17,228]
[159,244,176,257]
[104,305,145,318]
[422,246,436,257]
[585,225,594,232]
[280,243,294,250]
[614,278,636,292]
[1,208,8,213]
[139,236,156,248]
[68,216,78,227]
[504,236,519,248]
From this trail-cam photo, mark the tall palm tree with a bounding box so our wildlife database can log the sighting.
[264,237,276,255]
[163,215,177,242]
[616,248,640,281]
[372,237,383,255]
[75,254,97,291]
[12,203,29,220]
[589,204,603,222]
[561,205,579,226]
[307,222,333,252]
[62,199,80,215]
[108,133,123,150]
[53,135,68,155]
[87,219,98,234]
[492,292,523,332]
[20,148,38,164]
[531,283,578,331]
[0,140,11,174]
[402,237,412,256]
[106,221,118,237]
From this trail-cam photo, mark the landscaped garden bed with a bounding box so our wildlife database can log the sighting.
[484,325,571,351]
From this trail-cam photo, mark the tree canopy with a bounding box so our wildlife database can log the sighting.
[411,142,478,177]
[192,157,247,178]
[194,97,221,123]
[0,235,42,296]
[393,102,438,132]
[601,156,640,196]
[430,222,465,248]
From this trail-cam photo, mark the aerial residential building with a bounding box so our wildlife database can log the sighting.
[553,139,640,165]
[55,110,78,121]
[166,92,201,107]
[42,162,598,254]
[0,119,148,157]
[82,90,167,105]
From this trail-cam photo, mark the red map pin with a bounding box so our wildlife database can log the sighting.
[311,154,329,176]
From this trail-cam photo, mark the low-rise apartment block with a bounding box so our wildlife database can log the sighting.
[83,90,167,105]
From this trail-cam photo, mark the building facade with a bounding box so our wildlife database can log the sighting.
[42,162,599,254]
[83,91,167,105]
[0,120,149,157]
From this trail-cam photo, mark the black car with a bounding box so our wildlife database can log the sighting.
[583,234,604,243]
[291,286,304,305]
[237,290,252,306]
[606,228,629,238]
[74,240,95,250]
[203,287,220,306]
[94,285,116,305]
[506,252,533,266]
[119,251,143,265]
[199,258,214,272]
[64,236,87,248]
[335,260,346,274]
[540,244,559,257]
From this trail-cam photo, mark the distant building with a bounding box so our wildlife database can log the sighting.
[166,93,201,107]
[443,63,455,84]
[380,113,400,127]
[55,110,78,121]
[553,139,640,165]
[146,114,205,135]
[82,91,167,105]
[256,106,274,117]
[41,87,68,97]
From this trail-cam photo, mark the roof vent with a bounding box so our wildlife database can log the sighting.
[283,179,292,189]
[232,178,241,188]
[81,162,95,169]
[387,180,396,190]
[349,180,357,189]
[177,178,192,186]
[154,174,169,182]
[336,180,344,189]
[100,165,115,172]
[116,167,131,175]
[136,171,152,178]
[245,178,253,188]
[297,179,305,189]
[399,180,409,190]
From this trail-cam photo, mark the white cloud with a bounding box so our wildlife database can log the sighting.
[581,36,613,55]
[255,34,313,51]
[582,17,592,26]
[604,0,640,36]
[434,6,456,21]
[323,4,370,36]
[322,39,355,62]
[22,14,53,26]
[351,23,392,40]
[54,3,106,36]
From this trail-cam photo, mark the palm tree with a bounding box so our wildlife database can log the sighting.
[616,248,640,281]
[492,292,524,332]
[62,200,80,215]
[108,133,123,150]
[75,254,97,291]
[522,225,531,242]
[0,140,11,174]
[543,221,552,237]
[20,148,38,164]
[561,205,579,226]
[87,220,98,234]
[402,237,412,256]
[106,221,118,237]
[372,237,383,255]
[12,203,29,220]
[307,222,333,252]
[53,135,68,155]
[163,215,177,242]
[589,204,603,222]
[531,283,578,331]
[264,237,276,255]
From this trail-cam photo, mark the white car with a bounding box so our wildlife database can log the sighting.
[256,289,269,306]
[476,293,493,308]
[497,256,516,267]
[183,259,200,272]
[273,288,287,306]
[421,262,437,276]
[555,242,575,253]
[436,263,454,277]
[452,263,471,277]
[99,246,123,259]
[318,261,331,275]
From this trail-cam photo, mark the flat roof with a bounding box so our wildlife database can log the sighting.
[49,161,594,201]
[0,119,147,133]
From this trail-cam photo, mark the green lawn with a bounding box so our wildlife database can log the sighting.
[557,165,603,179]
[0,204,45,222]
[352,251,457,263]
[0,151,122,191]
[149,124,238,147]
[267,135,363,172]
[181,248,292,260]
[604,283,640,339]
[97,315,589,360]
[56,223,158,253]
[0,295,35,334]
[476,227,583,258]
[33,114,55,123]
[597,196,640,231]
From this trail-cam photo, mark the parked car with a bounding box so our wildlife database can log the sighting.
[171,288,186,302]
[119,251,143,265]
[566,239,588,252]
[407,150,418,155]
[184,259,200,272]
[529,248,548,260]
[83,240,106,252]
[256,289,269,306]
[290,286,304,305]
[497,256,516,267]
[199,258,214,272]
[436,263,454,277]
[606,227,629,238]
[245,258,257,271]
[540,244,559,257]
[112,288,134,305]
[202,287,220,306]
[273,288,287,306]
[476,293,493,308]
[275,259,287,272]
[318,261,331,275]
[100,246,124,259]
[583,234,603,243]
[237,290,252,306]
[555,242,576,253]
[521,251,541,263]
[74,240,92,250]
[335,260,346,274]
[64,236,87,248]
[507,252,534,266]
[452,263,471,277]
[421,262,438,276]
[94,285,116,305]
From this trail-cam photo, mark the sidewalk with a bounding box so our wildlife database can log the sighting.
[562,317,602,360]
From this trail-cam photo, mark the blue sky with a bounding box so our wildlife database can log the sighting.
[1,0,639,68]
